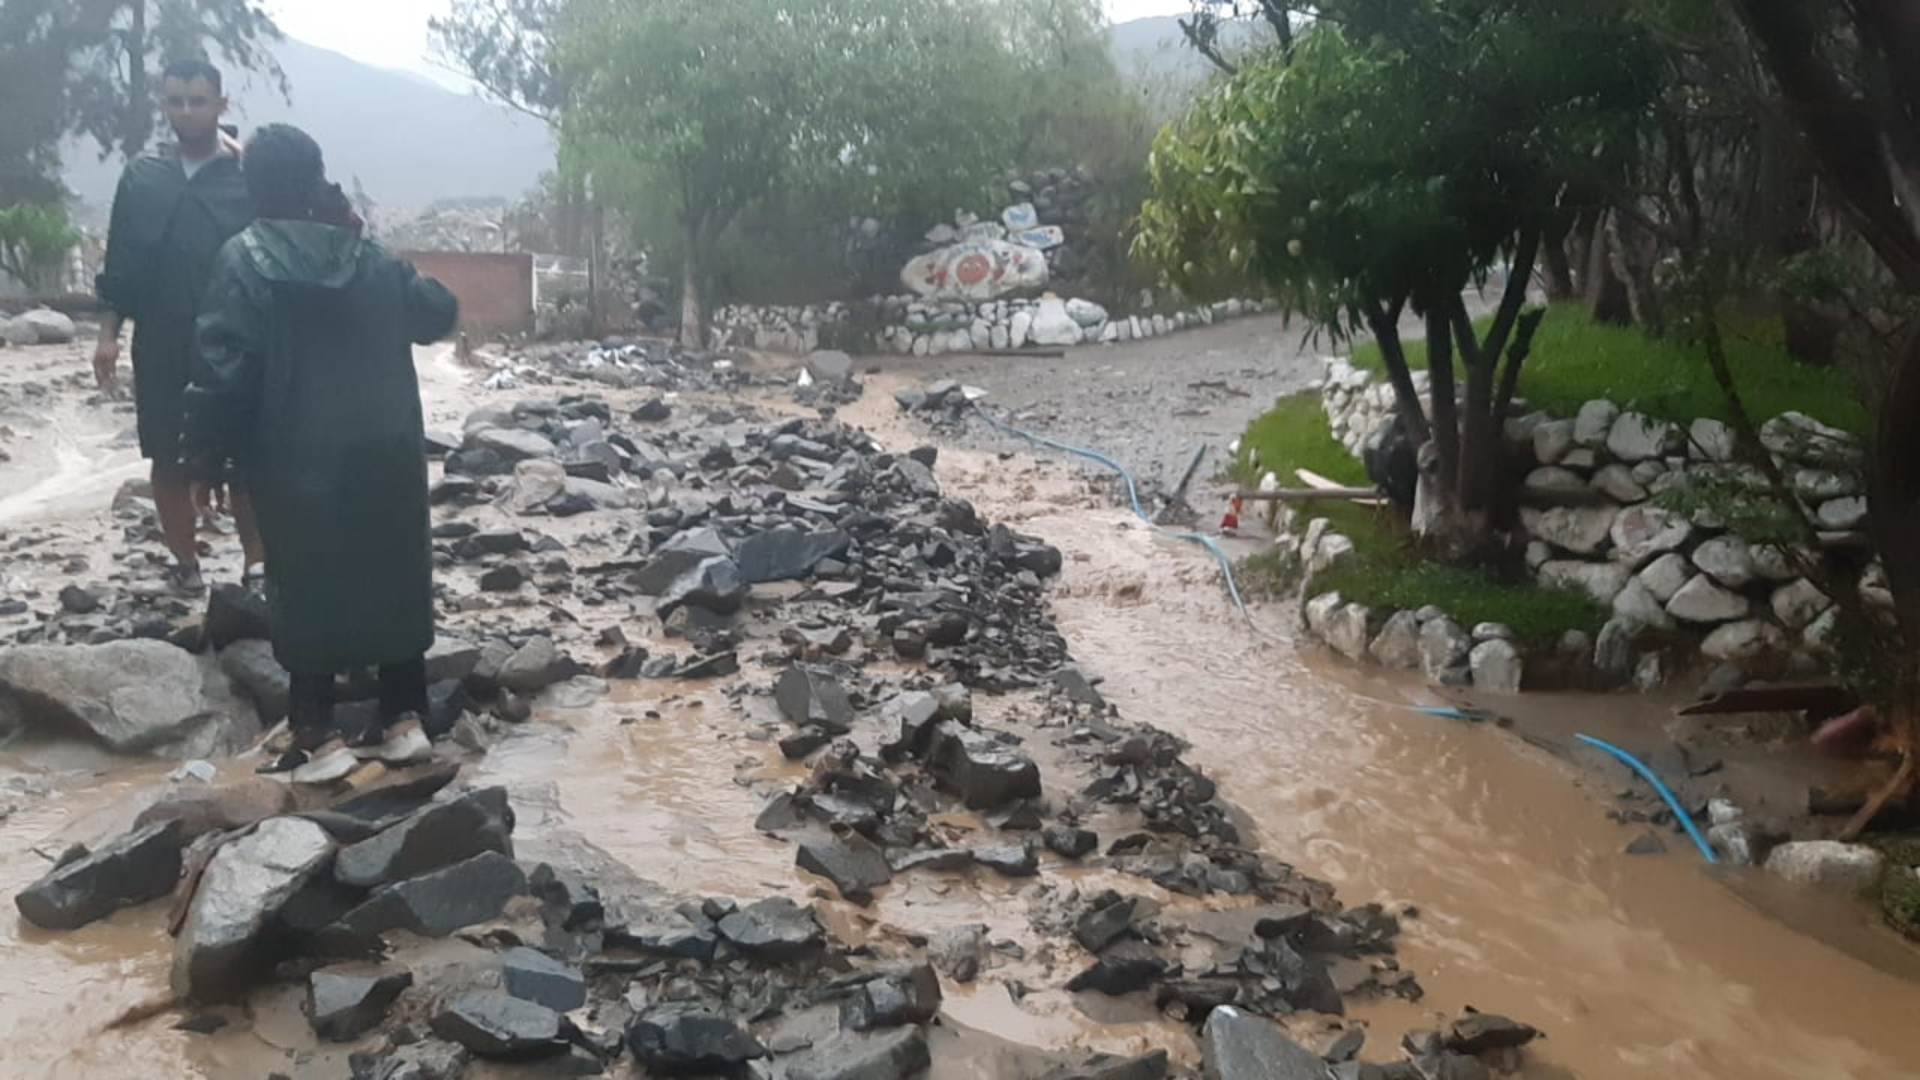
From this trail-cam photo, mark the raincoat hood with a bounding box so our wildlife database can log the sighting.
[237,219,366,290]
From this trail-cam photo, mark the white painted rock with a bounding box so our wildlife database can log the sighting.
[1612,578,1676,631]
[1418,618,1472,682]
[1771,579,1830,630]
[1691,535,1756,588]
[1469,639,1523,694]
[1574,400,1621,448]
[1066,298,1109,327]
[1472,622,1514,642]
[1804,607,1840,650]
[1326,603,1373,662]
[1687,417,1736,462]
[1816,497,1868,531]
[1639,553,1693,603]
[1308,532,1356,574]
[1793,468,1858,501]
[1523,467,1588,500]
[1764,841,1885,894]
[1667,575,1752,623]
[1525,541,1552,571]
[1606,411,1677,462]
[1369,611,1423,670]
[1760,411,1861,468]
[1609,506,1692,566]
[1700,618,1784,661]
[18,308,76,345]
[1591,464,1648,504]
[1539,560,1633,605]
[1750,543,1802,582]
[1009,310,1033,347]
[1524,506,1616,556]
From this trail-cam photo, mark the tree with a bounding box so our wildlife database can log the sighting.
[557,0,1018,347]
[431,0,570,122]
[1138,1,1657,558]
[0,204,79,292]
[0,0,71,203]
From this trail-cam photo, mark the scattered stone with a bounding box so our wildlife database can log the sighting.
[842,965,943,1030]
[1074,897,1139,953]
[58,584,101,615]
[497,637,570,694]
[628,1010,767,1075]
[1066,939,1167,995]
[334,786,514,889]
[16,819,184,930]
[468,427,558,463]
[735,526,850,584]
[788,1027,931,1080]
[658,556,747,617]
[172,817,335,1003]
[1666,575,1751,623]
[502,947,587,1012]
[632,529,733,594]
[716,897,822,960]
[1447,1011,1540,1054]
[1043,825,1099,859]
[330,851,529,943]
[16,308,76,344]
[1417,618,1472,684]
[432,992,565,1059]
[929,924,989,983]
[480,564,529,592]
[310,968,415,1042]
[1468,640,1522,694]
[1202,1006,1329,1080]
[776,665,857,734]
[972,843,1040,877]
[1625,832,1667,856]
[927,722,1042,809]
[1691,536,1756,588]
[1764,841,1886,893]
[797,832,893,904]
[136,778,297,843]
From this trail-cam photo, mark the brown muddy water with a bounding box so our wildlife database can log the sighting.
[0,374,1917,1078]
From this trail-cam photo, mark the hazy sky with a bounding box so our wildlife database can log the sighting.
[268,0,1195,86]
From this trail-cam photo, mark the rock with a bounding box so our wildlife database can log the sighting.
[1793,468,1858,501]
[0,316,35,347]
[716,897,822,960]
[480,564,528,592]
[1369,610,1423,670]
[1625,832,1667,856]
[1325,602,1372,662]
[1691,536,1756,588]
[658,556,748,617]
[1771,579,1831,630]
[633,397,673,422]
[330,851,529,943]
[973,843,1039,877]
[776,665,856,734]
[1472,622,1514,642]
[797,833,893,904]
[502,947,587,1012]
[16,819,184,930]
[334,787,514,888]
[805,349,855,384]
[1202,1005,1329,1080]
[628,1011,766,1075]
[927,722,1042,809]
[1760,411,1860,467]
[310,968,414,1042]
[220,640,291,724]
[497,637,569,694]
[788,1028,932,1080]
[1067,939,1167,995]
[1532,420,1575,465]
[136,777,296,843]
[1667,575,1751,623]
[1447,1012,1540,1054]
[499,459,568,514]
[1539,561,1633,605]
[1611,578,1676,631]
[1468,640,1522,694]
[929,924,989,983]
[735,526,850,584]
[1029,295,1083,347]
[842,965,943,1030]
[1593,617,1641,682]
[1638,553,1693,603]
[1075,897,1139,953]
[1044,825,1099,860]
[1591,464,1649,503]
[0,640,254,758]
[18,308,76,344]
[468,428,558,463]
[1764,841,1886,893]
[1608,506,1692,566]
[1606,411,1677,462]
[172,817,335,1002]
[1700,619,1785,662]
[432,992,564,1058]
[1689,418,1736,461]
[58,584,101,615]
[1574,400,1621,447]
[424,637,484,684]
[1010,310,1034,347]
[1524,506,1615,556]
[632,529,733,594]
[1066,298,1110,326]
[1523,466,1587,500]
[1816,496,1868,530]
[1417,618,1472,683]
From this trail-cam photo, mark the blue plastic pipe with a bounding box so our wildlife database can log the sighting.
[1574,733,1718,863]
[971,405,1251,621]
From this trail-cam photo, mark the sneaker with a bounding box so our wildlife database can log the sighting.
[354,714,432,765]
[241,563,267,595]
[166,563,206,596]
[257,742,356,785]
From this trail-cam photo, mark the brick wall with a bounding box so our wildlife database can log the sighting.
[399,250,534,335]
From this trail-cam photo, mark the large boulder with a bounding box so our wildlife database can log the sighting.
[1417,617,1472,684]
[1667,575,1751,624]
[334,786,515,889]
[1539,561,1633,605]
[0,641,256,759]
[1764,841,1885,893]
[219,640,291,725]
[1609,506,1692,567]
[18,308,77,345]
[466,427,558,463]
[1469,640,1523,694]
[1523,506,1615,556]
[1202,1006,1328,1080]
[1369,610,1423,670]
[16,819,185,930]
[1606,411,1678,462]
[326,851,529,946]
[172,817,336,1002]
[1028,295,1083,347]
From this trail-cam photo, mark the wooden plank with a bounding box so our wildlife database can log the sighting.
[1675,683,1857,718]
[1237,487,1384,503]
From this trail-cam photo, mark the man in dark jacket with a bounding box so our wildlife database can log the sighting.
[185,124,458,784]
[94,58,265,593]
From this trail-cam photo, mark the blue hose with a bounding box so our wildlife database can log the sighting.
[970,405,1251,621]
[1574,733,1717,864]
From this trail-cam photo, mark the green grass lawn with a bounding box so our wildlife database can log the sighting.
[1346,304,1869,435]
[1234,391,1606,645]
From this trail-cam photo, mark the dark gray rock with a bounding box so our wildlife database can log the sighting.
[432,992,564,1058]
[497,637,571,694]
[334,786,514,888]
[779,727,833,760]
[633,398,672,422]
[1625,831,1667,856]
[309,968,414,1042]
[788,1027,932,1080]
[330,851,529,944]
[1446,1011,1540,1054]
[657,556,747,617]
[1074,897,1138,953]
[480,564,529,592]
[59,584,101,615]
[173,817,336,1002]
[606,916,719,962]
[842,965,942,1031]
[1047,1051,1172,1080]
[928,722,1041,809]
[1202,1006,1329,1080]
[16,819,184,930]
[627,1010,766,1076]
[736,526,851,584]
[972,843,1039,877]
[775,666,856,734]
[206,585,271,649]
[715,897,822,961]
[1044,825,1099,859]
[1066,939,1167,996]
[632,529,732,594]
[350,1039,471,1080]
[796,833,892,904]
[770,434,837,462]
[806,349,856,384]
[928,924,989,983]
[502,947,587,1012]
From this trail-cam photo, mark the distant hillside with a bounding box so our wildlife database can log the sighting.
[1107,15,1262,95]
[62,38,554,220]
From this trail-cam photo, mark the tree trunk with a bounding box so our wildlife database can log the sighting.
[1363,304,1431,449]
[1585,213,1632,325]
[1425,309,1459,507]
[678,217,706,349]
[1543,237,1575,301]
[120,0,150,158]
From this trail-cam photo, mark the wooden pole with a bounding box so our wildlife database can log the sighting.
[1236,487,1383,503]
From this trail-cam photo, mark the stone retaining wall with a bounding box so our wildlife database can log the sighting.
[713,293,1276,357]
[1285,357,1884,691]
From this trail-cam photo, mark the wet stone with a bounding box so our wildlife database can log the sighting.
[716,896,822,961]
[350,1040,470,1080]
[205,584,271,648]
[173,817,335,1003]
[735,526,851,584]
[334,786,514,889]
[1446,1011,1540,1054]
[972,843,1039,877]
[1074,896,1139,953]
[330,852,529,944]
[632,529,732,594]
[480,564,529,592]
[1625,832,1667,856]
[1044,825,1099,859]
[16,818,184,930]
[309,968,414,1042]
[503,947,587,1012]
[780,727,834,760]
[1047,1050,1172,1080]
[1066,939,1167,996]
[928,924,989,983]
[1202,1006,1329,1080]
[796,832,893,904]
[627,1010,767,1076]
[776,665,857,734]
[432,992,565,1059]
[927,722,1041,809]
[658,555,747,616]
[788,1027,932,1080]
[841,964,943,1030]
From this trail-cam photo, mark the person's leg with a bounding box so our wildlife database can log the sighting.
[264,672,356,782]
[365,656,432,763]
[151,460,204,590]
[230,481,267,576]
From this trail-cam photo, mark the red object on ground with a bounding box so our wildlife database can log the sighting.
[1220,495,1242,535]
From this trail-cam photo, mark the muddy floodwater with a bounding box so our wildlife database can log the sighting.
[0,335,1916,1078]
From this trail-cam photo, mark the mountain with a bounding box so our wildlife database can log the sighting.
[1107,15,1257,94]
[62,38,554,219]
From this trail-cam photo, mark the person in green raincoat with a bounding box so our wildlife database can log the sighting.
[184,124,459,784]
[94,59,265,593]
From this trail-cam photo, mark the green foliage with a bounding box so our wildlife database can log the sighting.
[1315,558,1606,647]
[1236,391,1369,487]
[1346,303,1869,433]
[432,0,570,120]
[1648,474,1803,547]
[0,203,79,292]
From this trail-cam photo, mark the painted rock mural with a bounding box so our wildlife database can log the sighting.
[1012,225,1065,251]
[901,239,1050,302]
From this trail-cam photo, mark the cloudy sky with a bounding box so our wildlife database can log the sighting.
[268,0,1194,87]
